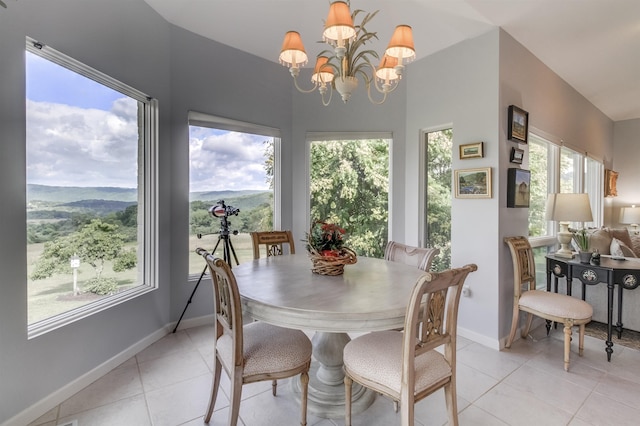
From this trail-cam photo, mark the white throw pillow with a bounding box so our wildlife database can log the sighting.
[610,237,637,258]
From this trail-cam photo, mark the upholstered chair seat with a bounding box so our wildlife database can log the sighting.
[518,290,593,321]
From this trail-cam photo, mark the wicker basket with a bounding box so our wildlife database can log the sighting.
[307,247,358,276]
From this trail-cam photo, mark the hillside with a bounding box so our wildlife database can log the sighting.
[28,184,138,203]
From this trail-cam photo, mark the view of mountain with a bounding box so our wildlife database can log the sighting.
[26,185,271,218]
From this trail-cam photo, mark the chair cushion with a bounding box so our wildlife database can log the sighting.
[343,330,451,396]
[520,290,592,320]
[217,322,312,377]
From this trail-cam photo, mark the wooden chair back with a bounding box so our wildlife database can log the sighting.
[197,247,244,367]
[250,230,296,259]
[384,241,440,272]
[504,236,537,299]
[402,264,477,399]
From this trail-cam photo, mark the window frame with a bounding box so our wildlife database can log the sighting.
[26,37,159,338]
[187,111,282,279]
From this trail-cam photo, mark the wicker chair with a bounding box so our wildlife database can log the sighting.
[384,241,439,272]
[343,264,477,426]
[504,236,593,371]
[197,248,312,425]
[250,230,295,259]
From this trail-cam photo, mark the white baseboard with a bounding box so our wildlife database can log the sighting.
[458,326,501,350]
[1,325,171,426]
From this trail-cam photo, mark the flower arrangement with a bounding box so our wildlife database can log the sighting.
[305,220,357,275]
[306,220,347,256]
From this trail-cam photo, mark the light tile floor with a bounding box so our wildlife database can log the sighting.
[27,324,640,426]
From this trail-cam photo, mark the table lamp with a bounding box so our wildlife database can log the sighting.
[620,205,640,235]
[545,193,593,258]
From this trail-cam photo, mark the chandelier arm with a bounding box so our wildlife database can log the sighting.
[320,85,333,106]
[292,73,321,94]
[365,78,388,105]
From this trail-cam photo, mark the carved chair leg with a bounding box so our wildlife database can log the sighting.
[578,323,586,356]
[300,371,309,426]
[506,307,520,348]
[344,375,353,426]
[563,322,572,371]
[272,379,277,396]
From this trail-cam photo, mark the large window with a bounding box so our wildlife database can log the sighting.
[25,38,158,335]
[528,132,603,287]
[424,129,452,271]
[308,135,390,258]
[188,114,278,274]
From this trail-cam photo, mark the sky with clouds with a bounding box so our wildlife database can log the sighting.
[26,52,270,192]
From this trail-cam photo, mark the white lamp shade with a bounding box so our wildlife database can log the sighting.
[620,206,640,225]
[545,193,593,222]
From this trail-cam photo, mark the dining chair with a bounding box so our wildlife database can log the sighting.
[196,248,312,426]
[384,241,439,272]
[250,230,296,259]
[504,236,593,371]
[343,263,477,426]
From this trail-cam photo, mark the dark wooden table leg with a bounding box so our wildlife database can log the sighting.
[606,280,614,361]
[617,284,624,339]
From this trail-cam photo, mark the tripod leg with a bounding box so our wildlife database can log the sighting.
[228,237,240,266]
[173,264,207,333]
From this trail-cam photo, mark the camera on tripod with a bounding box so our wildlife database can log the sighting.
[209,200,240,218]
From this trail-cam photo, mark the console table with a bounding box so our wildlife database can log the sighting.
[546,254,640,361]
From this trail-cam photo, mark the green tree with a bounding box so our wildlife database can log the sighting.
[31,219,136,295]
[426,129,452,271]
[310,139,389,258]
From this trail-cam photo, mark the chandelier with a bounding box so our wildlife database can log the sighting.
[278,1,416,105]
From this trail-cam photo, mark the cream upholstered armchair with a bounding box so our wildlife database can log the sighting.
[504,236,593,371]
[384,241,439,272]
[197,248,312,426]
[343,264,477,426]
[250,230,295,259]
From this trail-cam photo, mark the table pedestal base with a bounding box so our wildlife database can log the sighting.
[292,331,377,418]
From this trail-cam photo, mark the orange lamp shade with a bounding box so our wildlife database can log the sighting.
[376,55,399,82]
[311,56,335,84]
[385,25,416,62]
[279,31,308,67]
[323,1,356,45]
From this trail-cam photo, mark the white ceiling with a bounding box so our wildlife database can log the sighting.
[143,0,640,122]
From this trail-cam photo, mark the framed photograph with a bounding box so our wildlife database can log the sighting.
[604,169,618,197]
[508,105,529,143]
[459,142,484,159]
[510,147,524,164]
[454,167,492,199]
[507,168,531,208]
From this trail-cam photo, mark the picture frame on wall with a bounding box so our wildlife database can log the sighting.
[508,105,529,143]
[459,142,484,159]
[510,147,524,164]
[604,169,618,197]
[454,167,492,199]
[507,168,531,208]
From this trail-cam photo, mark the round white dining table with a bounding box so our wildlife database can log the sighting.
[232,253,427,418]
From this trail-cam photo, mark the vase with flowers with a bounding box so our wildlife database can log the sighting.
[305,220,357,275]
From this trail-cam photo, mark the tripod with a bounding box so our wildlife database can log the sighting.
[173,213,239,333]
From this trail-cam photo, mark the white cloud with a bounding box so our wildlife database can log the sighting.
[26,98,139,187]
[189,130,271,192]
[26,98,272,193]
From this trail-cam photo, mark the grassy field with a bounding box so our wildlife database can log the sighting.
[27,232,267,324]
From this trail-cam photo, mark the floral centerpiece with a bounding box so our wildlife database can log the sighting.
[305,220,357,275]
[572,228,593,263]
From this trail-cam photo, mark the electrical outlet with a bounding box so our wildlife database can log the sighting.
[462,285,471,297]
